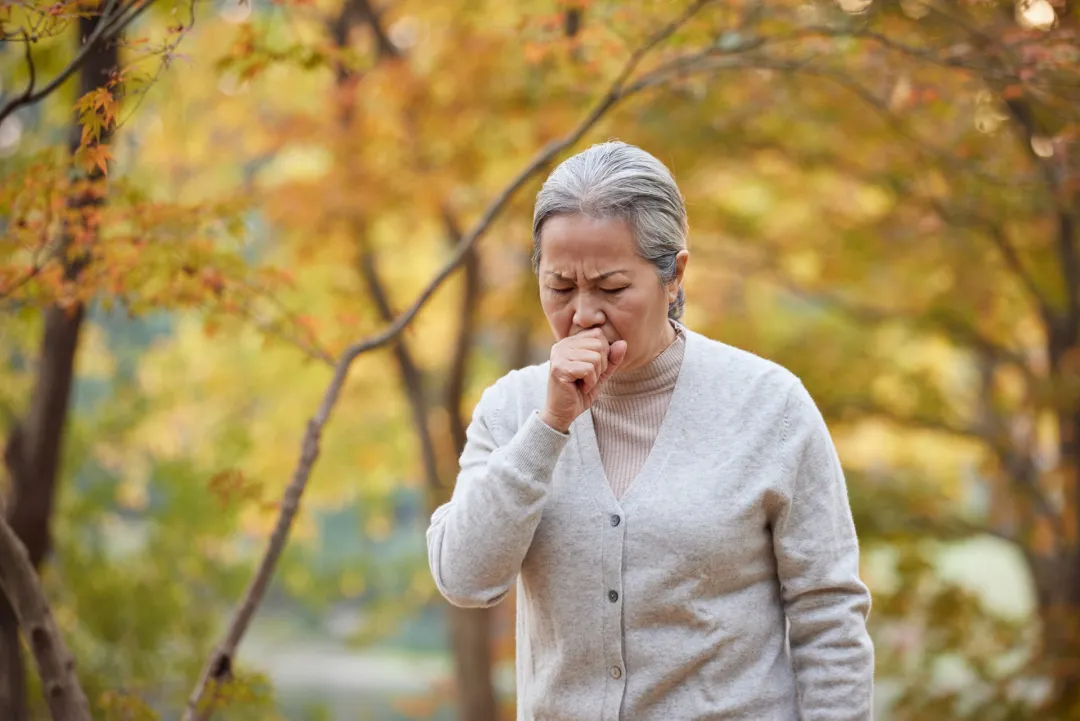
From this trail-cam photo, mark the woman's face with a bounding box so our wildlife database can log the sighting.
[537,214,688,372]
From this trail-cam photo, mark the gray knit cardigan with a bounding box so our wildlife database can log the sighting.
[427,327,874,720]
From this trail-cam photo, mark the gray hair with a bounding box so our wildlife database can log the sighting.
[531,141,688,320]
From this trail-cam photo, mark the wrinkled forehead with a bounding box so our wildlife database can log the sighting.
[544,268,631,284]
[537,215,642,273]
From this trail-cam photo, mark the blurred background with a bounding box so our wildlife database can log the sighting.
[1,0,1079,719]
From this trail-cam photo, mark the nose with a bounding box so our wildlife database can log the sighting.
[572,291,606,330]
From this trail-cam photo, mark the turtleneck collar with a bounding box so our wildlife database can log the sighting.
[601,321,686,399]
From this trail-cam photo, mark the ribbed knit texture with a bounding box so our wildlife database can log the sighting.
[592,325,685,499]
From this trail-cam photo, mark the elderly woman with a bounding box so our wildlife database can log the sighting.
[426,141,874,720]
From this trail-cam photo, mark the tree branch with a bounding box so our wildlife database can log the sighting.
[847,467,1017,546]
[0,0,130,128]
[356,241,441,494]
[804,66,1022,188]
[972,352,1065,548]
[0,244,49,303]
[990,222,1057,320]
[229,278,336,366]
[0,516,91,721]
[1060,211,1080,336]
[798,25,989,73]
[355,0,399,59]
[442,207,481,460]
[20,28,36,98]
[1000,98,1080,333]
[718,137,1053,323]
[642,52,1020,190]
[180,4,716,718]
[926,197,1057,323]
[746,258,1038,381]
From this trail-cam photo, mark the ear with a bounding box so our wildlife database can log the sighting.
[667,249,689,303]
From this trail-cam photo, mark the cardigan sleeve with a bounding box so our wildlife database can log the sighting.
[772,381,875,720]
[426,386,569,609]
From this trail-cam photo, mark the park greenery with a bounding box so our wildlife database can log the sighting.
[1,0,1080,719]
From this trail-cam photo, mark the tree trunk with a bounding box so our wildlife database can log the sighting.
[1031,549,1080,716]
[358,246,500,721]
[1036,303,1080,715]
[0,12,117,718]
[0,595,27,721]
[442,318,536,721]
[1041,404,1080,715]
[332,0,500,713]
[437,222,501,720]
[446,606,499,720]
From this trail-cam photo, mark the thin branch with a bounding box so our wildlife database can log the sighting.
[99,0,156,41]
[356,241,442,494]
[998,445,1063,545]
[634,50,1023,190]
[0,265,45,302]
[725,137,1053,324]
[115,0,199,131]
[1009,104,1080,334]
[231,278,336,365]
[235,306,335,366]
[798,25,989,73]
[179,4,716,718]
[341,0,437,501]
[818,24,1080,110]
[746,256,1038,380]
[972,352,1065,547]
[801,66,1020,188]
[0,516,91,721]
[331,2,715,367]
[443,207,481,459]
[355,0,399,59]
[1060,212,1080,334]
[0,0,128,128]
[0,27,38,126]
[928,197,1057,322]
[21,27,36,97]
[0,236,51,302]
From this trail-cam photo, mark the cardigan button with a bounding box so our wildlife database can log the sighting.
[610,666,622,679]
[608,590,619,603]
[610,514,620,527]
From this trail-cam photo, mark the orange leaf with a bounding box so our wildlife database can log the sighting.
[86,144,112,175]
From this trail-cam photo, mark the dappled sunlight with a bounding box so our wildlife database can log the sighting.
[1017,0,1056,31]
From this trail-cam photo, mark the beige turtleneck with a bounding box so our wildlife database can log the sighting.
[592,323,686,499]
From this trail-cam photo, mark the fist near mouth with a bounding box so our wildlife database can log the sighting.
[540,329,628,433]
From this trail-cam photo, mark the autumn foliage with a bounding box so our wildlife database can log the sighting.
[2,0,1080,720]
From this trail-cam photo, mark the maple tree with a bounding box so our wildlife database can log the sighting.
[1,1,126,717]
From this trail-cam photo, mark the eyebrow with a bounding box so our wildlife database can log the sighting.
[547,270,629,282]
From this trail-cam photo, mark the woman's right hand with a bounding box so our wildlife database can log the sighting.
[540,329,628,433]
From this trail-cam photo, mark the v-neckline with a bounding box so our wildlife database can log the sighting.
[572,325,698,510]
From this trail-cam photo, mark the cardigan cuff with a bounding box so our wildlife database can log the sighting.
[502,410,571,479]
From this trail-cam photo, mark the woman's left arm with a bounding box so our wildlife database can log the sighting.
[772,381,874,721]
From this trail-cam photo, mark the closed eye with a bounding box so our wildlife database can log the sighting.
[549,287,573,295]
[602,287,628,295]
